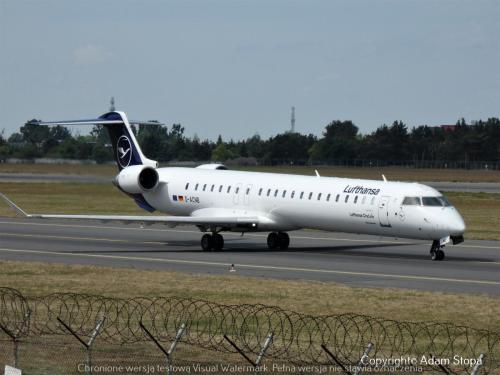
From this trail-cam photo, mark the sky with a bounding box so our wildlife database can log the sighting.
[0,0,499,140]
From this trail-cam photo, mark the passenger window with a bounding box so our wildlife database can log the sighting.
[317,193,322,201]
[235,187,240,194]
[227,186,231,193]
[362,196,366,204]
[354,196,358,204]
[258,188,263,196]
[308,192,313,200]
[300,192,304,199]
[219,185,223,192]
[267,189,271,197]
[345,195,349,203]
[282,190,286,198]
[274,189,279,197]
[403,197,421,205]
[195,183,199,191]
[211,184,215,192]
[185,183,189,190]
[246,187,250,195]
[291,191,295,198]
[335,194,340,202]
[203,184,207,191]
[326,193,331,202]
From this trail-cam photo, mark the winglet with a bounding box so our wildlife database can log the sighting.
[0,193,31,217]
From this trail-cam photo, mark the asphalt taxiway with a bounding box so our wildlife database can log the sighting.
[0,218,499,296]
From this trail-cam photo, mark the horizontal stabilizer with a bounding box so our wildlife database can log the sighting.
[35,119,164,126]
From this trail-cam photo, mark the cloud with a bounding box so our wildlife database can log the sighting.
[73,45,113,65]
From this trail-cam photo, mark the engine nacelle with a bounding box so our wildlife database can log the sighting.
[115,165,159,194]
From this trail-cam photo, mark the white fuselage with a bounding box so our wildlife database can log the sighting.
[140,167,466,241]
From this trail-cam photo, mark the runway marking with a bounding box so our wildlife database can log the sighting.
[0,232,165,246]
[1,219,500,250]
[1,231,498,265]
[0,247,499,286]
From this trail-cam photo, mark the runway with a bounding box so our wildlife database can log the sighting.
[0,218,499,296]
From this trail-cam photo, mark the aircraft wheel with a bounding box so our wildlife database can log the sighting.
[267,232,279,250]
[201,234,213,252]
[430,248,445,261]
[436,249,445,261]
[213,233,224,251]
[430,249,437,261]
[277,232,290,250]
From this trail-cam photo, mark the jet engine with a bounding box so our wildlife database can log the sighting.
[114,165,159,194]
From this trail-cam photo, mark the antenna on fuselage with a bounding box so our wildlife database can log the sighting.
[315,170,320,178]
[382,174,387,182]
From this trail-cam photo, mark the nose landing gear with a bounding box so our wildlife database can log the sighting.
[430,240,445,261]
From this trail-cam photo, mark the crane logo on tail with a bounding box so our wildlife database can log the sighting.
[117,135,132,168]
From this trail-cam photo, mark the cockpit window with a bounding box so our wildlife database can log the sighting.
[422,197,444,207]
[437,196,452,207]
[402,197,421,205]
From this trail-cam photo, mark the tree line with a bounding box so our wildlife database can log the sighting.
[1,117,499,165]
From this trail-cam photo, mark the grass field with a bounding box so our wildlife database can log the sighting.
[2,162,500,182]
[0,181,499,240]
[1,260,499,332]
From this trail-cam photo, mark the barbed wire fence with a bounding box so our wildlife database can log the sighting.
[1,287,498,374]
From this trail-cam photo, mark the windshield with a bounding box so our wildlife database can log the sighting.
[422,196,452,207]
[402,197,421,205]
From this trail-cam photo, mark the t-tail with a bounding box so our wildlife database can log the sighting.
[37,111,158,170]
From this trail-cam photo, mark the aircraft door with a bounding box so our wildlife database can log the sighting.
[244,184,252,205]
[378,196,391,227]
[233,183,243,205]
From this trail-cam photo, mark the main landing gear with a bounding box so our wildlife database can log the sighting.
[201,233,224,251]
[200,231,291,251]
[267,232,290,250]
[430,240,445,261]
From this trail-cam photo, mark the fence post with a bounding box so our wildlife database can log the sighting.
[471,354,484,375]
[0,310,31,368]
[322,342,373,375]
[321,344,352,375]
[57,316,105,375]
[223,332,274,371]
[139,321,186,375]
[353,343,373,375]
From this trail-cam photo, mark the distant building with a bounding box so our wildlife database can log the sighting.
[440,125,457,132]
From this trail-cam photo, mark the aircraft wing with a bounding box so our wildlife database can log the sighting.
[0,193,259,228]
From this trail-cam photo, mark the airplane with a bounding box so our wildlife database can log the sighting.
[0,111,466,261]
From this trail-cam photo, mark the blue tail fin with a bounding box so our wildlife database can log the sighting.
[98,112,157,170]
[37,111,158,170]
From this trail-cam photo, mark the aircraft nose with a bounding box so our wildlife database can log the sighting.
[449,212,466,235]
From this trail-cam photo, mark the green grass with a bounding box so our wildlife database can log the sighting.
[1,260,499,331]
[0,181,499,240]
[2,162,500,182]
[236,165,500,182]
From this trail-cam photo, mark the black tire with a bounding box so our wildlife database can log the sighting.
[201,234,213,251]
[436,249,445,261]
[213,233,224,251]
[267,232,279,250]
[430,249,438,261]
[277,232,290,250]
